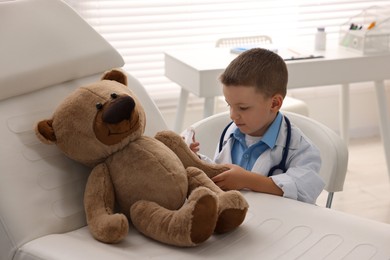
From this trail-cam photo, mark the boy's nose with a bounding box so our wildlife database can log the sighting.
[230,108,239,120]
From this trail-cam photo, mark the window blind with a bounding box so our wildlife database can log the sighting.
[65,0,390,103]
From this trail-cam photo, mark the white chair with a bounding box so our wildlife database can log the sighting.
[189,111,349,208]
[216,35,309,116]
[2,1,390,259]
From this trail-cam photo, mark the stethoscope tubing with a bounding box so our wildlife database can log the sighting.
[219,116,292,177]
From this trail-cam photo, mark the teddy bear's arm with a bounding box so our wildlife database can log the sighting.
[84,163,129,244]
[155,130,229,178]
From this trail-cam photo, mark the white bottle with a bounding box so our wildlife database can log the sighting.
[315,27,326,51]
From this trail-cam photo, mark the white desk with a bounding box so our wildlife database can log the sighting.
[164,47,390,175]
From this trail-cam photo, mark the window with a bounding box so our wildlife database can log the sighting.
[65,0,389,104]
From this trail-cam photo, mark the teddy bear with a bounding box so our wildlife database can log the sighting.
[35,69,248,247]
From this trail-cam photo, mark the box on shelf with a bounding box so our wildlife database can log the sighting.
[339,6,390,54]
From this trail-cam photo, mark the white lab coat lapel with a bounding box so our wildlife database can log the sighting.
[214,115,301,176]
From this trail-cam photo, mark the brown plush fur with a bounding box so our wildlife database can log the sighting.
[35,69,248,247]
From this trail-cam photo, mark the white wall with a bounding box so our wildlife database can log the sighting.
[159,81,390,139]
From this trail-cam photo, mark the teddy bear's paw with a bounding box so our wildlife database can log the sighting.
[215,207,248,234]
[155,131,202,168]
[214,190,249,234]
[188,187,218,244]
[89,213,129,244]
[201,164,231,179]
[155,130,182,147]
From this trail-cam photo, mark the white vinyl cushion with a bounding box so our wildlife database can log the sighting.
[0,75,96,260]
[14,192,390,260]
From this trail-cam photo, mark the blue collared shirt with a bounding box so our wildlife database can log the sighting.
[231,113,283,171]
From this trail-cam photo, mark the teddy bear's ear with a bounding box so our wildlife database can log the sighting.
[101,68,128,86]
[35,119,57,144]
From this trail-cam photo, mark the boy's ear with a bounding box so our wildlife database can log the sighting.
[271,94,283,110]
[35,119,57,144]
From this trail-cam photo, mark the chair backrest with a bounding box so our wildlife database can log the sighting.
[216,35,272,48]
[190,111,348,194]
[0,1,167,259]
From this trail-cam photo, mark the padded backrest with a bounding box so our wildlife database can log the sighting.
[0,1,168,259]
[190,111,348,193]
[0,76,96,260]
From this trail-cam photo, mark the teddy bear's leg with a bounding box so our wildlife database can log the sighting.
[186,166,249,234]
[130,187,218,247]
[156,131,248,233]
[84,163,129,244]
[155,130,228,178]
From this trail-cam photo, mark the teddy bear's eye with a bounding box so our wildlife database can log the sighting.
[111,93,118,99]
[96,102,103,110]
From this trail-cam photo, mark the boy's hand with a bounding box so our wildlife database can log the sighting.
[181,127,200,154]
[212,164,284,196]
[211,164,248,190]
[189,140,200,153]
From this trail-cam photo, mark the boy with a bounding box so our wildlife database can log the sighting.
[190,48,325,204]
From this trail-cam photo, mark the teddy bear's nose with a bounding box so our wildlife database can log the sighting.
[102,96,136,124]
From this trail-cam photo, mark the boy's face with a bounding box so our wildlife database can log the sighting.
[223,85,282,137]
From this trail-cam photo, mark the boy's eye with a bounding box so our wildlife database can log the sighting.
[239,106,249,111]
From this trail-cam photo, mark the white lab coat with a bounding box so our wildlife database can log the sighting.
[202,117,325,204]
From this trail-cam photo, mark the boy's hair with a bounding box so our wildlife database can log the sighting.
[219,48,288,98]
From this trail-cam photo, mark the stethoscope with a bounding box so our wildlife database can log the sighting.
[219,116,291,177]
